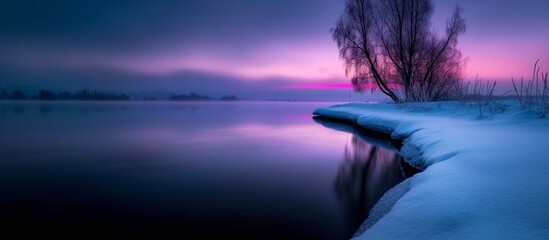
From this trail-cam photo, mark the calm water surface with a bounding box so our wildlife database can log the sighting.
[0,101,414,239]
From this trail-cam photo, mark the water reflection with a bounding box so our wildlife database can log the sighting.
[336,134,406,234]
[1,101,419,239]
[1,101,355,239]
[314,118,418,235]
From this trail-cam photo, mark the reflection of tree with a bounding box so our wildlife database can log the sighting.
[335,134,406,235]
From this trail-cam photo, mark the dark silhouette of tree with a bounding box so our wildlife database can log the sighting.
[1,89,131,101]
[72,89,129,100]
[38,89,56,100]
[11,90,26,100]
[169,92,211,101]
[221,95,238,101]
[332,0,466,102]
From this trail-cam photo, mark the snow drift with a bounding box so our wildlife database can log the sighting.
[314,101,549,239]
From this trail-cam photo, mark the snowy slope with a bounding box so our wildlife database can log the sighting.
[313,101,549,240]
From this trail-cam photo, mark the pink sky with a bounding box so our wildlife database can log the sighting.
[1,0,548,96]
[3,33,548,90]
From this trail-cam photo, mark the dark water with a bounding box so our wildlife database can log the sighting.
[0,101,414,239]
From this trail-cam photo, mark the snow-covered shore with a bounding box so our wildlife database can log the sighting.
[313,101,549,239]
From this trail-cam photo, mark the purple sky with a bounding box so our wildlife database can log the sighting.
[1,0,548,100]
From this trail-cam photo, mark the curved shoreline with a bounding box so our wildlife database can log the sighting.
[313,101,549,240]
[313,115,403,147]
[313,114,425,236]
[312,115,422,174]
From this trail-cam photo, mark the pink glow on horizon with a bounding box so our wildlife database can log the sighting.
[0,39,348,82]
[460,36,549,81]
[278,83,402,90]
[3,35,548,85]
[109,40,348,81]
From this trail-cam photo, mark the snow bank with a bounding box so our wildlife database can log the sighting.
[353,178,412,237]
[314,101,549,239]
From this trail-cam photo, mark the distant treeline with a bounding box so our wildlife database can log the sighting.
[169,92,238,101]
[169,92,210,101]
[0,89,238,101]
[221,95,238,101]
[0,89,129,101]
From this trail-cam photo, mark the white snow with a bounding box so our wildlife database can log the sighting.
[314,101,549,239]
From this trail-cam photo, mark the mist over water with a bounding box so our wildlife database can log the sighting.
[0,101,414,239]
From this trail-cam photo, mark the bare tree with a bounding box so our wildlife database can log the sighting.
[332,0,466,102]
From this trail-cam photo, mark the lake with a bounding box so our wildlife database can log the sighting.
[0,101,414,239]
